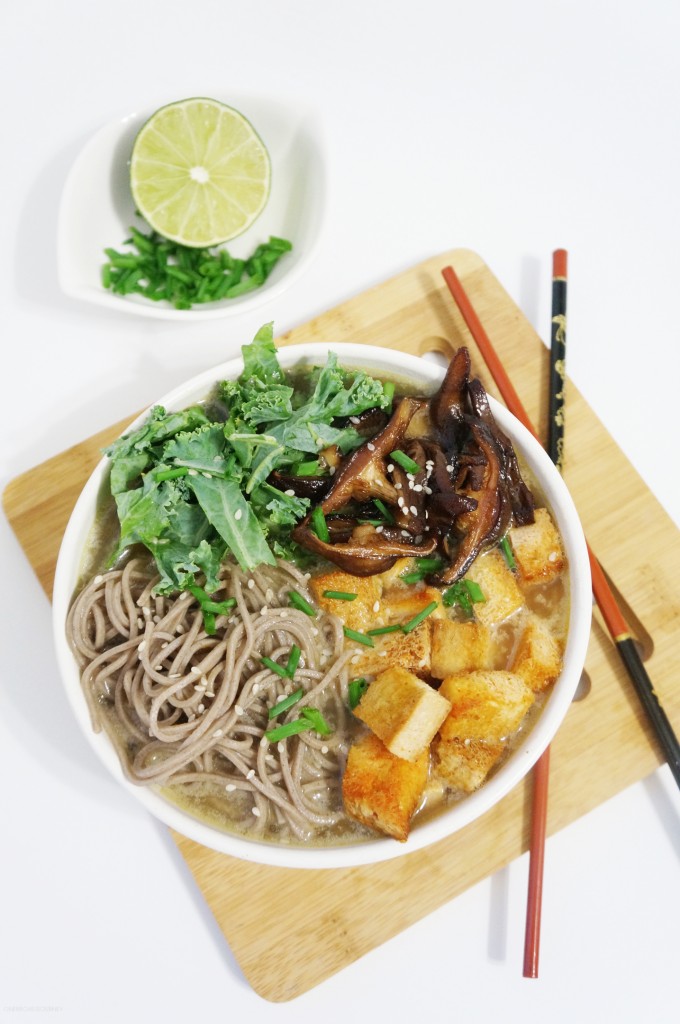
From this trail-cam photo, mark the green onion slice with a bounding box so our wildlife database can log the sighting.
[285,644,302,678]
[267,687,305,720]
[311,505,330,543]
[296,460,321,476]
[261,656,291,680]
[265,718,314,743]
[499,536,516,569]
[348,678,369,710]
[300,706,333,736]
[288,590,316,617]
[322,590,358,601]
[389,449,421,475]
[382,381,395,405]
[343,627,375,647]
[367,624,402,636]
[401,600,439,634]
[373,498,395,523]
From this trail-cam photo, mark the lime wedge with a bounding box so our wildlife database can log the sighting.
[130,98,271,247]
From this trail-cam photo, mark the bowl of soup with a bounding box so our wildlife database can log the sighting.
[52,334,591,868]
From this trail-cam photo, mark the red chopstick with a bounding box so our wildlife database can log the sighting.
[441,259,680,975]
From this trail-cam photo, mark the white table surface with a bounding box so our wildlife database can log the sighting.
[2,2,678,1021]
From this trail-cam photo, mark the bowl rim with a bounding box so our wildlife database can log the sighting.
[52,342,592,869]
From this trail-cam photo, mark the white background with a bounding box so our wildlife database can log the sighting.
[1,2,678,1022]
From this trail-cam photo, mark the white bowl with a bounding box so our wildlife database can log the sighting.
[52,343,592,869]
[57,95,326,319]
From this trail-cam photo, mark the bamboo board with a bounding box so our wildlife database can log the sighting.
[4,249,679,1002]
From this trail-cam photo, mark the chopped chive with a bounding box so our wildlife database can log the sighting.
[288,590,316,617]
[261,656,291,680]
[267,687,304,720]
[155,466,190,481]
[202,610,216,634]
[295,459,321,476]
[285,644,302,677]
[389,449,421,475]
[311,505,330,543]
[200,597,237,614]
[348,678,369,709]
[358,518,385,526]
[499,536,516,569]
[464,579,486,603]
[299,706,333,736]
[322,590,358,601]
[265,718,314,742]
[373,498,395,523]
[367,624,402,636]
[343,626,375,647]
[401,600,439,634]
[383,381,395,405]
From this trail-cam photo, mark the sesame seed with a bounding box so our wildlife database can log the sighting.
[387,463,394,473]
[311,627,319,636]
[410,505,418,515]
[161,642,169,649]
[206,691,215,698]
[329,466,336,475]
[194,684,205,692]
[235,705,244,716]
[246,769,255,780]
[142,607,151,618]
[376,525,383,533]
[278,743,285,753]
[202,472,211,478]
[252,807,261,817]
[373,601,380,612]
[401,530,410,537]
[225,784,236,792]
[350,416,361,424]
[213,729,223,738]
[285,489,295,497]
[395,482,402,490]
[351,654,360,663]
[321,745,329,754]
[234,508,242,521]
[247,579,255,589]
[445,464,453,473]
[397,496,404,507]
[260,606,268,615]
[424,486,433,495]
[367,443,375,452]
[252,684,259,694]
[413,484,423,492]
[138,641,146,652]
[198,703,205,713]
[279,609,288,617]
[93,575,103,585]
[188,469,198,476]
[379,650,387,657]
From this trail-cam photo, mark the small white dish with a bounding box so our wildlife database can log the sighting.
[57,95,326,319]
[52,344,592,870]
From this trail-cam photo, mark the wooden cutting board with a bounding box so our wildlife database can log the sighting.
[4,249,679,1002]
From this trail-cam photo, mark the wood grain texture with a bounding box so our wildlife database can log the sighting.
[4,249,679,1001]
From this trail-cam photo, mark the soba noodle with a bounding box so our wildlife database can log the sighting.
[66,557,359,843]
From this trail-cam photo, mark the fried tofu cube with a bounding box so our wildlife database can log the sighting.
[511,614,563,692]
[342,732,429,841]
[309,570,382,633]
[381,585,446,625]
[353,621,432,677]
[508,507,565,585]
[430,618,494,679]
[433,736,506,793]
[354,665,451,761]
[375,558,413,590]
[464,549,524,626]
[438,670,534,743]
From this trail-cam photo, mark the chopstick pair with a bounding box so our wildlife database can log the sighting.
[440,255,680,977]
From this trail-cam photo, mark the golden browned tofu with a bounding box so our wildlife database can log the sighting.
[352,621,432,677]
[511,614,563,692]
[438,670,534,743]
[508,508,565,585]
[309,570,382,633]
[430,618,494,679]
[433,736,506,793]
[381,585,446,625]
[464,549,524,626]
[342,732,429,841]
[354,665,451,761]
[375,557,413,590]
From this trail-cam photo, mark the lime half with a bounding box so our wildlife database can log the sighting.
[130,98,271,247]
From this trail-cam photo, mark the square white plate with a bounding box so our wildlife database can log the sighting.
[57,95,326,319]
